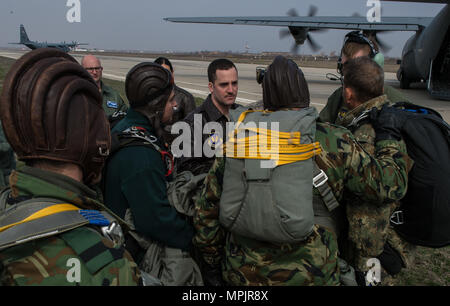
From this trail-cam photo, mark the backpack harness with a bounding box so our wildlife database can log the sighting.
[347,102,450,248]
[110,126,174,177]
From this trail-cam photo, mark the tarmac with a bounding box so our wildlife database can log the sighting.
[1,50,449,123]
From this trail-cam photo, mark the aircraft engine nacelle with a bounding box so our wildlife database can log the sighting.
[414,4,450,79]
[288,26,309,45]
[399,5,450,83]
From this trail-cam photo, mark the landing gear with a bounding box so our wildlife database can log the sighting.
[399,70,410,89]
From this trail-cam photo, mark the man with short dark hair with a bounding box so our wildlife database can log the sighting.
[177,58,239,175]
[319,31,408,124]
[81,55,128,117]
[338,56,414,285]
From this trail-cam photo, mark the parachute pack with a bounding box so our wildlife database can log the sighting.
[387,102,450,248]
[354,102,450,248]
[219,107,340,244]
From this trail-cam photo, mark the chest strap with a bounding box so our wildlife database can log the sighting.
[313,162,339,212]
[312,162,343,235]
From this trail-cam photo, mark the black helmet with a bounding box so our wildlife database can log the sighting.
[263,55,310,111]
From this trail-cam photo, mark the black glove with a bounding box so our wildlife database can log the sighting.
[377,242,404,276]
[368,105,404,142]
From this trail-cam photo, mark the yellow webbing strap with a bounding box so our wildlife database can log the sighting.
[0,204,79,233]
[224,109,322,166]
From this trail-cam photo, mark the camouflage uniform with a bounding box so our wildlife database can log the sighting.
[335,95,415,281]
[319,85,408,124]
[194,121,410,286]
[0,165,141,286]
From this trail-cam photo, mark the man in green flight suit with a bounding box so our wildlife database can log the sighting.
[104,63,194,259]
[0,48,141,286]
[319,31,408,124]
[193,55,411,286]
[82,54,128,117]
[337,56,415,285]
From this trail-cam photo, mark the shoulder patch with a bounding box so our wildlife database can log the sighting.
[106,101,118,109]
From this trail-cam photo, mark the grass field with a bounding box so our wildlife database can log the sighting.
[0,55,449,286]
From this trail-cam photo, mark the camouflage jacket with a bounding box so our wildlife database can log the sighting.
[319,85,409,124]
[0,165,141,286]
[335,95,414,272]
[193,120,410,286]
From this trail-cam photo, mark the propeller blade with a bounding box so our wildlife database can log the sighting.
[291,43,300,54]
[279,29,291,39]
[374,35,391,52]
[363,30,392,52]
[307,34,321,52]
[308,5,318,17]
[287,8,299,17]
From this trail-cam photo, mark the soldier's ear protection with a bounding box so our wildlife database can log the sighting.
[337,31,384,75]
[256,66,266,84]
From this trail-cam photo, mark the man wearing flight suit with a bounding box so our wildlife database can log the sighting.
[193,56,411,286]
[81,55,128,117]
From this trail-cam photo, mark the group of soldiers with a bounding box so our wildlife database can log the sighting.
[0,30,415,286]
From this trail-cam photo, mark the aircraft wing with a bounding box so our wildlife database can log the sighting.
[164,16,434,31]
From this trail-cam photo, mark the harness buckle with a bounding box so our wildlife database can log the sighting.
[390,210,404,225]
[101,221,125,246]
[313,169,328,188]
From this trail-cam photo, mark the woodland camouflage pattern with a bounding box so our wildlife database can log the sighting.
[194,120,410,286]
[335,95,415,275]
[0,166,141,286]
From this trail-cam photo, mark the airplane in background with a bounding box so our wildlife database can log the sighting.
[165,0,450,101]
[9,24,88,53]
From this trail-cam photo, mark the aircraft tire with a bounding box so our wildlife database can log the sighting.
[399,71,410,89]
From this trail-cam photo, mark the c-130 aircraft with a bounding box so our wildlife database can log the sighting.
[165,0,450,101]
[9,24,88,53]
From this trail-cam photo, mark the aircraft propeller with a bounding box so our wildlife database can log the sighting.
[279,5,326,54]
[351,12,392,52]
[363,30,392,53]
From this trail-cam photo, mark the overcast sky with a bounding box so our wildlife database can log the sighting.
[0,0,445,57]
